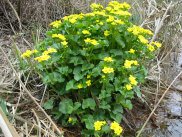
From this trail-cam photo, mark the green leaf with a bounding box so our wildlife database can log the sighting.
[53,72,65,83]
[120,99,133,110]
[69,57,84,65]
[52,43,61,49]
[114,78,122,92]
[42,72,65,84]
[43,99,54,110]
[51,55,61,63]
[92,66,101,77]
[105,83,114,92]
[134,87,144,102]
[73,102,81,111]
[102,125,110,133]
[58,66,69,75]
[96,53,109,60]
[116,94,125,104]
[82,115,94,130]
[99,90,111,99]
[110,49,123,56]
[110,113,122,123]
[113,104,123,114]
[82,98,96,110]
[99,101,111,111]
[73,67,83,81]
[52,110,62,120]
[66,80,75,91]
[0,98,8,115]
[82,64,94,71]
[142,66,148,76]
[79,49,88,56]
[59,99,74,114]
[114,32,125,48]
[125,100,133,110]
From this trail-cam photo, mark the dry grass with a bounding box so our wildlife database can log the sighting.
[0,0,182,137]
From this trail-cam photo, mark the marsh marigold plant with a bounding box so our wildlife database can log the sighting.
[21,1,161,136]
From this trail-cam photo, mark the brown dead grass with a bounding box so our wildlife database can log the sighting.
[0,0,182,137]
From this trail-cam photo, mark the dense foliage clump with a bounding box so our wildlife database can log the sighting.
[21,1,161,136]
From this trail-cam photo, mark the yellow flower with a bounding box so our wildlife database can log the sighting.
[127,27,140,35]
[47,48,57,53]
[152,42,162,48]
[34,54,51,62]
[52,34,66,41]
[124,60,138,68]
[93,11,106,16]
[82,30,91,35]
[84,38,91,43]
[90,3,103,11]
[43,48,57,55]
[111,22,117,26]
[21,49,38,58]
[108,1,131,10]
[113,10,131,17]
[63,14,83,22]
[86,80,91,86]
[106,16,115,23]
[104,30,110,37]
[124,60,133,68]
[85,13,95,17]
[104,57,113,62]
[129,75,138,86]
[42,51,49,55]
[69,18,77,24]
[84,38,99,46]
[125,84,132,90]
[63,16,69,21]
[21,50,33,58]
[87,75,91,79]
[90,39,99,45]
[49,20,61,28]
[61,41,68,46]
[110,121,123,136]
[127,25,153,36]
[99,22,104,25]
[108,1,120,7]
[128,49,135,54]
[94,121,106,131]
[132,60,138,65]
[32,49,38,53]
[115,20,124,25]
[102,67,114,74]
[105,7,112,12]
[68,117,73,123]
[77,84,83,89]
[147,44,155,52]
[138,35,148,44]
[122,2,131,9]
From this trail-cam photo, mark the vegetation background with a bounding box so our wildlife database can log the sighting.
[0,0,181,137]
